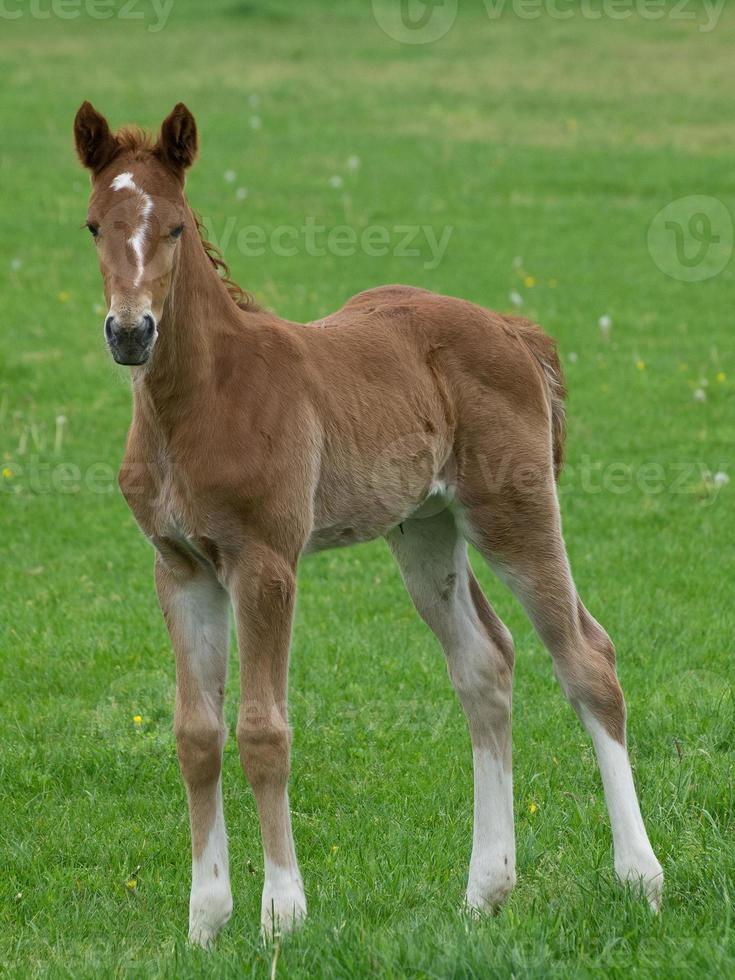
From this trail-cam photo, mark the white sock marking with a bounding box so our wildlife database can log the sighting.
[581,708,663,908]
[261,855,306,933]
[189,780,232,947]
[467,748,515,909]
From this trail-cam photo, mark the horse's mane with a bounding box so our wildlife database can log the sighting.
[192,212,260,313]
[112,127,260,313]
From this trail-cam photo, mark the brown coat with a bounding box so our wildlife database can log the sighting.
[73,101,662,944]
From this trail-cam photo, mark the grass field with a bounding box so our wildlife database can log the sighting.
[1,1,734,976]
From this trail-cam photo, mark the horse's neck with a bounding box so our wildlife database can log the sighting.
[131,208,248,435]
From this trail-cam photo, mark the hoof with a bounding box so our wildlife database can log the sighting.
[616,854,664,912]
[188,887,233,949]
[260,887,307,939]
[465,867,516,915]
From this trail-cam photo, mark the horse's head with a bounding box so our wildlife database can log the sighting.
[74,101,197,365]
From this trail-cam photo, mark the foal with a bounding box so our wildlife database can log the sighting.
[74,102,663,945]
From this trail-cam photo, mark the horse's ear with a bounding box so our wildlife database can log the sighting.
[155,103,198,175]
[74,101,119,173]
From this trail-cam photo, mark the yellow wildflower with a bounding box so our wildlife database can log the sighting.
[716,371,726,383]
[636,359,646,372]
[2,467,12,479]
[524,276,536,288]
[528,802,538,814]
[58,291,70,303]
[133,714,142,726]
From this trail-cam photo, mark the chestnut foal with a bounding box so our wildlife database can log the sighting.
[74,102,662,945]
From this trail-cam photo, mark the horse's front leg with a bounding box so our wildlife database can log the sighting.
[155,557,232,948]
[231,541,306,935]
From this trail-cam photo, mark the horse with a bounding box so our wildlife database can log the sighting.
[73,101,663,946]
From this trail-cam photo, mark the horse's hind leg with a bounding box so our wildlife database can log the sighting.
[386,509,516,912]
[462,480,663,909]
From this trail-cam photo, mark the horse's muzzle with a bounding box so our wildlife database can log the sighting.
[105,313,157,365]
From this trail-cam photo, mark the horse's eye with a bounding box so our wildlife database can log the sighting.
[87,222,99,238]
[170,224,184,239]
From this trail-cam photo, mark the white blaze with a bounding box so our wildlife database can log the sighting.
[110,171,154,286]
[110,171,136,192]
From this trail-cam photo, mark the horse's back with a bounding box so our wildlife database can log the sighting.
[312,283,489,333]
[309,284,557,427]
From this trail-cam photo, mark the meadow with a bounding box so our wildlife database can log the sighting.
[0,1,733,976]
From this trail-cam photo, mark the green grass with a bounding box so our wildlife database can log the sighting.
[1,1,734,976]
